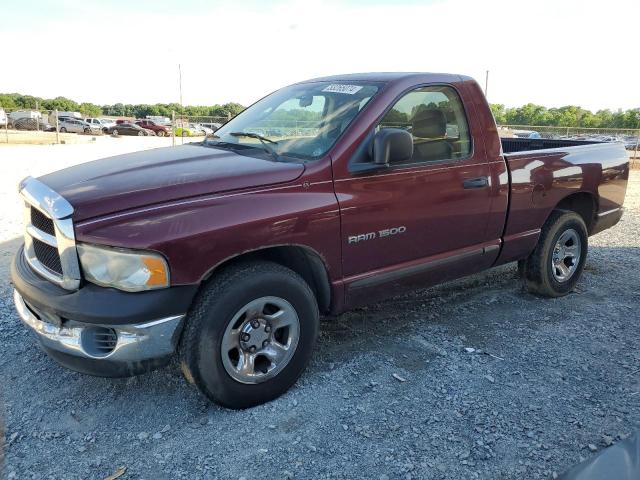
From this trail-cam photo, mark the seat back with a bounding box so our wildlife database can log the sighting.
[411,109,452,162]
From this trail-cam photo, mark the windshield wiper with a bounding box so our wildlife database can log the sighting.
[229,132,280,161]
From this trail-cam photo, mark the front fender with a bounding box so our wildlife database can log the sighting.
[74,181,342,286]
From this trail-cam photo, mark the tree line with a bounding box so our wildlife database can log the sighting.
[1,92,638,129]
[491,104,640,129]
[0,93,244,120]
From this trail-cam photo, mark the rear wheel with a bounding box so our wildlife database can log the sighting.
[519,211,588,297]
[156,130,165,137]
[60,127,67,133]
[179,262,319,409]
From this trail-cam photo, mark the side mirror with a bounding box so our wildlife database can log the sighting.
[373,128,413,165]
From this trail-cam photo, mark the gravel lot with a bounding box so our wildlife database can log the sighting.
[0,142,638,479]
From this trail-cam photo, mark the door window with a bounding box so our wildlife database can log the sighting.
[378,85,471,163]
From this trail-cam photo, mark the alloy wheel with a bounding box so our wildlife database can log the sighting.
[551,228,581,282]
[220,296,300,384]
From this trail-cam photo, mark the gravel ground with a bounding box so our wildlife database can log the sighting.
[0,144,638,480]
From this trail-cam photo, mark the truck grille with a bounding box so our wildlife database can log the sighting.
[31,207,55,236]
[20,177,80,290]
[32,238,63,275]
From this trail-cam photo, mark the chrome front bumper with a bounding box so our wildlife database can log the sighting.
[14,289,184,366]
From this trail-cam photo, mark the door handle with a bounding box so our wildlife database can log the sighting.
[463,176,489,189]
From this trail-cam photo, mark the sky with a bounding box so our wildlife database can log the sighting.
[2,0,639,112]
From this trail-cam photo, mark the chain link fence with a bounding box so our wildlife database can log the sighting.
[0,108,116,144]
[0,108,234,145]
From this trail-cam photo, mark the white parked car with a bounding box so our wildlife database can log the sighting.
[200,122,222,132]
[58,117,96,134]
[84,118,115,133]
[189,123,213,135]
[146,116,171,126]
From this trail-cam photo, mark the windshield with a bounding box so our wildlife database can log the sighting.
[207,81,380,159]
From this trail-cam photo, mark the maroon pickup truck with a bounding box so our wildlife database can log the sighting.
[11,73,629,409]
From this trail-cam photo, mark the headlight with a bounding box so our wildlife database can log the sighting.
[77,244,169,292]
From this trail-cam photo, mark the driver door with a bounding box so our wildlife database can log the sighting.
[334,84,499,305]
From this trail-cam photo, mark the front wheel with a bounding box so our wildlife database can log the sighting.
[59,127,67,133]
[519,210,588,297]
[138,130,144,136]
[179,262,319,409]
[156,130,165,137]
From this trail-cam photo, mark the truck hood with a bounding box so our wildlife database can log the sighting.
[39,144,305,221]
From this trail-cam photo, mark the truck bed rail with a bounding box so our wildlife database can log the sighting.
[501,137,601,154]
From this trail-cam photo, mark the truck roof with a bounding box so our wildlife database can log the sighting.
[299,72,473,84]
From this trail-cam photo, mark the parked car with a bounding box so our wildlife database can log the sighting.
[11,72,629,410]
[13,118,55,132]
[48,111,81,125]
[188,123,213,135]
[57,117,95,134]
[10,110,42,128]
[174,125,194,137]
[513,130,541,139]
[146,116,171,126]
[200,122,222,132]
[107,122,150,136]
[0,108,7,127]
[84,118,114,133]
[622,135,639,150]
[135,119,170,137]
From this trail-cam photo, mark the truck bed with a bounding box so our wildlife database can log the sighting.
[501,137,601,154]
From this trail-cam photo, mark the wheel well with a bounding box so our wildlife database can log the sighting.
[554,192,597,232]
[202,246,332,314]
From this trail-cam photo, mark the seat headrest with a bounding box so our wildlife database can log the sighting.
[412,109,447,138]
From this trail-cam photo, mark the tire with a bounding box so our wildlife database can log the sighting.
[138,130,144,136]
[179,261,319,409]
[156,130,164,137]
[84,128,90,133]
[112,129,118,136]
[519,210,588,297]
[60,127,67,133]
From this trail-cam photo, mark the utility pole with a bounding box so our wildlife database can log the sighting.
[178,64,184,146]
[634,120,639,168]
[55,109,60,144]
[484,70,489,99]
[172,110,176,147]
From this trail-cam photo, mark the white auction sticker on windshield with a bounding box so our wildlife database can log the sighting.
[322,84,363,95]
